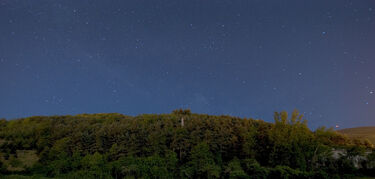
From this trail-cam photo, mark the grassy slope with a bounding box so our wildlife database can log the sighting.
[338,126,375,145]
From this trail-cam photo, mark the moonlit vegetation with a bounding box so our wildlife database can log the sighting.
[0,110,374,178]
[1,0,375,178]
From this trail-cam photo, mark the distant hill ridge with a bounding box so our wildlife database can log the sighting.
[338,126,375,145]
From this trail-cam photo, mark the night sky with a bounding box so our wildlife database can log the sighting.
[1,0,374,129]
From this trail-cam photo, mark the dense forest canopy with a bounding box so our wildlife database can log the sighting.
[0,109,374,178]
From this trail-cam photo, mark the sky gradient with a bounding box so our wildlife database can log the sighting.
[1,0,375,129]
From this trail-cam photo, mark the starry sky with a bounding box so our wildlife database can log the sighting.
[1,0,374,129]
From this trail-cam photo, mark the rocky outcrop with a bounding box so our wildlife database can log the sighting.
[332,148,373,169]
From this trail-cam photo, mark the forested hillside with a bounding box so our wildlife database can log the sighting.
[0,110,374,178]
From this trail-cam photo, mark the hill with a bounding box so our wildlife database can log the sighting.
[338,126,375,145]
[0,110,374,178]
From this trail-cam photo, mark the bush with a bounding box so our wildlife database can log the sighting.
[268,165,312,179]
[242,159,269,179]
[225,158,248,178]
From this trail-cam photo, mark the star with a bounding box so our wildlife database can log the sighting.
[0,0,374,131]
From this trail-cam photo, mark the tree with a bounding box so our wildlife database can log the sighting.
[268,110,315,170]
[182,142,221,178]
[225,157,248,178]
[80,152,111,178]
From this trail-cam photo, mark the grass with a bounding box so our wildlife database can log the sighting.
[16,150,39,168]
[0,150,39,172]
[338,126,375,145]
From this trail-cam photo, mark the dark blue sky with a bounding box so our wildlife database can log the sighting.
[1,0,374,129]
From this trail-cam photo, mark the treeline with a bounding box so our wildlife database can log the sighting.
[0,109,374,178]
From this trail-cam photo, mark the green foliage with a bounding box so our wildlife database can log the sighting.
[268,110,316,170]
[225,157,248,178]
[242,159,269,179]
[0,110,373,178]
[109,154,176,178]
[8,155,22,168]
[181,142,221,178]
